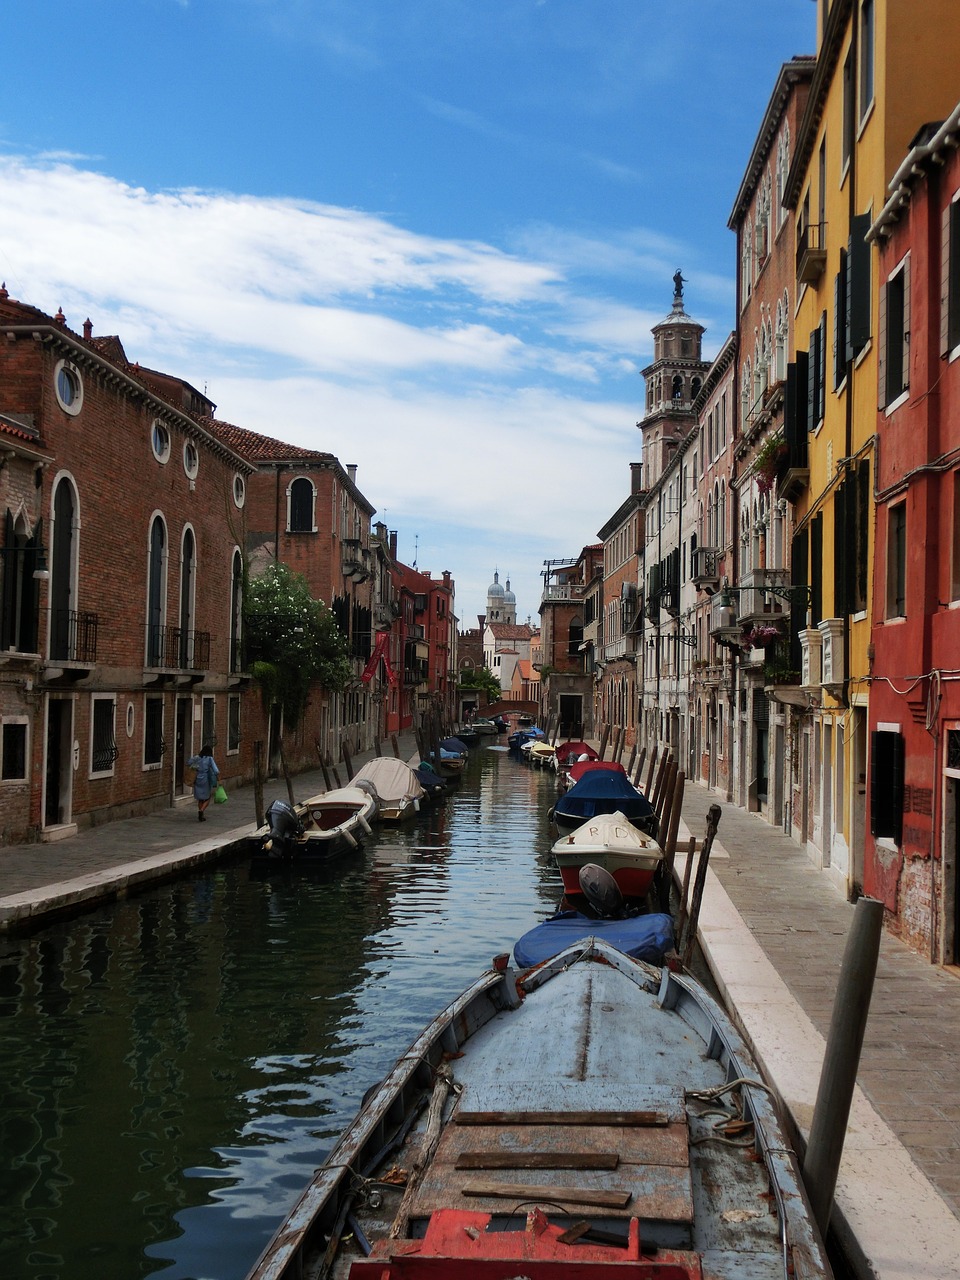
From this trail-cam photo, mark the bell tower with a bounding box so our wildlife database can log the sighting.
[637,273,709,487]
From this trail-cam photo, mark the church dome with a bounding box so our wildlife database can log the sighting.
[487,571,505,599]
[503,578,516,605]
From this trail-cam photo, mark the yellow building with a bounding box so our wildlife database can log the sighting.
[784,0,960,893]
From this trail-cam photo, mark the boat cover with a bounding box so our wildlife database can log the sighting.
[440,737,470,754]
[554,740,600,765]
[567,759,626,783]
[352,757,425,805]
[513,910,675,967]
[554,769,655,823]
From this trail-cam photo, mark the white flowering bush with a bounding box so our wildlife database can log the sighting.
[244,563,351,725]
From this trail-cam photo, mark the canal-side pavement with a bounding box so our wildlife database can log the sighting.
[1,743,959,1280]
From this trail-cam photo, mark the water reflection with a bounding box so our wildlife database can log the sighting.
[0,745,561,1279]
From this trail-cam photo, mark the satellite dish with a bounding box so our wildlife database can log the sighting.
[578,862,624,919]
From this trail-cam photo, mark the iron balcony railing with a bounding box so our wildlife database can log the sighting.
[50,609,99,664]
[146,624,211,670]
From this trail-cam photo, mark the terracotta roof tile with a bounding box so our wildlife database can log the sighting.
[199,416,335,464]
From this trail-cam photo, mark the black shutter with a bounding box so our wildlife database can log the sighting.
[1,509,16,650]
[790,530,809,672]
[870,729,904,843]
[834,478,848,617]
[807,328,819,429]
[848,213,872,358]
[810,513,823,627]
[856,460,870,611]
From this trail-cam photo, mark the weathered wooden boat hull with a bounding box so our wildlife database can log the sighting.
[244,939,832,1280]
[553,813,665,899]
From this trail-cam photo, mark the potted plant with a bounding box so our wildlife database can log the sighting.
[753,434,787,495]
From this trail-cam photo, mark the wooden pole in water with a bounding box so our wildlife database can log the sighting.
[253,740,265,828]
[681,804,721,968]
[341,737,354,781]
[626,741,637,777]
[675,836,698,939]
[643,745,658,795]
[633,746,647,788]
[597,724,610,760]
[658,770,684,913]
[277,737,296,806]
[391,733,401,759]
[802,896,884,1237]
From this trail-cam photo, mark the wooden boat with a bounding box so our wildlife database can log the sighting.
[252,787,377,862]
[552,767,658,840]
[552,811,665,900]
[469,717,499,736]
[527,740,557,768]
[351,757,426,823]
[244,938,832,1280]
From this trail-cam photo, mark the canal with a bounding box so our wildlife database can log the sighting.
[0,743,564,1280]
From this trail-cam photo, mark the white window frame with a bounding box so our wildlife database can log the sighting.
[54,359,84,416]
[89,693,118,779]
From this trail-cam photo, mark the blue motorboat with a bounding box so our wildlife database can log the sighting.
[552,765,658,839]
[513,909,675,968]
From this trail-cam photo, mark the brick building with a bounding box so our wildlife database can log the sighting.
[0,291,253,842]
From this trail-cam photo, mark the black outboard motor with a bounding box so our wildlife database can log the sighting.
[262,799,304,859]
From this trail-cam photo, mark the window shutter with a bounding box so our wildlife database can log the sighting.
[834,478,848,617]
[870,729,904,843]
[857,459,870,611]
[807,327,819,429]
[1,509,16,650]
[833,269,841,388]
[848,213,872,359]
[950,202,960,352]
[942,202,952,357]
[810,512,823,627]
[878,277,888,408]
[902,254,911,393]
[790,530,808,671]
[818,313,827,422]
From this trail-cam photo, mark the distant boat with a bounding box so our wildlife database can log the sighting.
[551,811,665,900]
[552,767,658,840]
[351,757,426,823]
[251,787,377,862]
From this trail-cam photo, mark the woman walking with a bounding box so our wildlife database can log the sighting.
[188,744,219,821]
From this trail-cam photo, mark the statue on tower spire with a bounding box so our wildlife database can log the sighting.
[673,269,686,301]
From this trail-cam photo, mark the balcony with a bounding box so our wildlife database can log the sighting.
[796,221,827,286]
[541,582,585,604]
[145,624,212,681]
[736,569,790,625]
[692,547,720,592]
[45,609,99,681]
[341,540,372,584]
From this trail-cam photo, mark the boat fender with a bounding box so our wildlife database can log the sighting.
[358,814,372,835]
[414,798,420,812]
[546,806,554,821]
[343,829,358,848]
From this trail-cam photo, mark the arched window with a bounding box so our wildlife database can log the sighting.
[672,374,683,400]
[568,615,584,658]
[1,508,40,653]
[718,481,726,549]
[229,549,243,673]
[50,476,79,661]
[288,477,316,533]
[776,126,791,226]
[146,514,167,667]
[179,527,196,668]
[691,376,702,401]
[741,358,752,424]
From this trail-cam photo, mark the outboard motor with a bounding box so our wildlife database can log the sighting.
[262,799,304,859]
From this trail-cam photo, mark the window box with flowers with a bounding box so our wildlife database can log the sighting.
[753,433,788,495]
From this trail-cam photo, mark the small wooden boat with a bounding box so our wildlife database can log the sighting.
[469,717,499,736]
[527,740,557,768]
[244,938,832,1280]
[351,757,426,823]
[552,811,665,900]
[252,787,377,862]
[552,766,658,840]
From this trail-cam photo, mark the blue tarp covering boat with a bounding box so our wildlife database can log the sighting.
[513,909,675,967]
[552,767,658,836]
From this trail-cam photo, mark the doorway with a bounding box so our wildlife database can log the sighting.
[44,697,73,828]
[558,694,582,739]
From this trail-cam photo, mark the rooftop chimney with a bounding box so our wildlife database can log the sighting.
[630,461,643,494]
[389,530,398,557]
[83,318,93,340]
[347,463,358,483]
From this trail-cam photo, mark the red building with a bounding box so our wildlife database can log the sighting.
[0,291,253,841]
[866,105,960,962]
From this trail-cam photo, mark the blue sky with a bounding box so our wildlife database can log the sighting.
[0,1,815,625]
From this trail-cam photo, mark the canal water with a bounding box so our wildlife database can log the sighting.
[0,744,563,1280]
